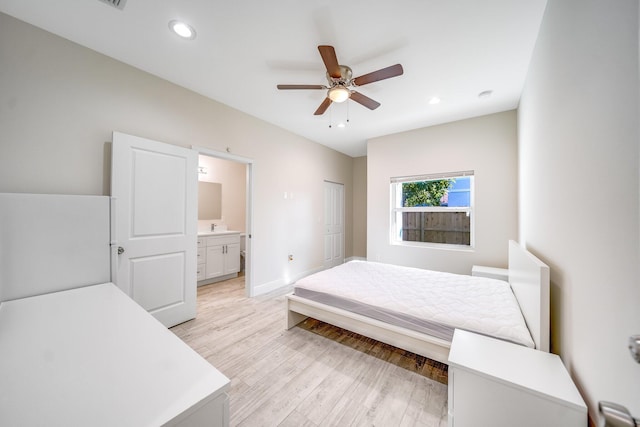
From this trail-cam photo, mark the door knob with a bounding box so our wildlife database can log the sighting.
[599,401,638,427]
[118,246,125,255]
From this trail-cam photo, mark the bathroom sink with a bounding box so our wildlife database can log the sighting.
[211,229,237,235]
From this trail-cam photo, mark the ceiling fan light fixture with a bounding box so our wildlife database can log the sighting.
[328,85,350,103]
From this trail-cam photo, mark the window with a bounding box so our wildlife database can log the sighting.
[391,171,474,247]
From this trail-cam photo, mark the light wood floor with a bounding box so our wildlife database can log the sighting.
[170,277,449,427]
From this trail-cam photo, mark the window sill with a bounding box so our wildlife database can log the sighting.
[391,240,475,252]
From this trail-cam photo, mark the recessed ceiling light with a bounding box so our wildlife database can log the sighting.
[478,90,493,99]
[428,97,441,105]
[169,20,196,40]
[337,122,346,128]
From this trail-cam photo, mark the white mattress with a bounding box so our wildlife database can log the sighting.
[293,260,534,348]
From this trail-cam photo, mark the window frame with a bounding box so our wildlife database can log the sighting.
[390,171,475,250]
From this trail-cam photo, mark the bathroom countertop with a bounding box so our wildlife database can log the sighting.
[197,230,241,237]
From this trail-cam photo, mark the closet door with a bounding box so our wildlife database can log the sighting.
[111,132,198,328]
[323,181,344,269]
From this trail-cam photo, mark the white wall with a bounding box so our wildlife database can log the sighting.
[0,13,354,296]
[367,111,518,274]
[352,156,367,258]
[518,0,640,420]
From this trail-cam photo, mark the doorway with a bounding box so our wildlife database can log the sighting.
[195,147,254,297]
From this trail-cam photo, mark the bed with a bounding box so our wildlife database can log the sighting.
[286,241,550,364]
[0,193,230,427]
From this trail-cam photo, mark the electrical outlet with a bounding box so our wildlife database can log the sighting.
[629,335,640,364]
[288,254,293,261]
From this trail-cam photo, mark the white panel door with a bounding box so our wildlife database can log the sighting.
[112,132,198,327]
[323,181,344,269]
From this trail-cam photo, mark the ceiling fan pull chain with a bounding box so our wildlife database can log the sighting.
[329,102,333,128]
[347,100,350,125]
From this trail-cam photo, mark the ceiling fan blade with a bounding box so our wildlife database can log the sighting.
[350,91,381,110]
[277,84,325,90]
[314,97,332,115]
[353,64,404,86]
[318,45,342,79]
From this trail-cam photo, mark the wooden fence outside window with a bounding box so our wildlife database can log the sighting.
[402,211,470,245]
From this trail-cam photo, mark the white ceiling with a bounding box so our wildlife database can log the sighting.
[0,0,547,157]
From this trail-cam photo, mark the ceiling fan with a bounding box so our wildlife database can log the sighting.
[277,45,404,115]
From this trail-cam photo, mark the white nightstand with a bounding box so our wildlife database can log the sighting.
[471,265,509,281]
[447,329,586,427]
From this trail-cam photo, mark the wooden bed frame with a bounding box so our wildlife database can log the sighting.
[285,240,550,364]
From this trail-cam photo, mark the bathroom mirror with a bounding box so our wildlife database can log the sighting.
[198,181,222,220]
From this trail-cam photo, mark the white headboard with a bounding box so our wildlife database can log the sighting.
[0,193,111,302]
[508,240,550,352]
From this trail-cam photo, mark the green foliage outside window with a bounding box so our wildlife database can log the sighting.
[402,179,453,207]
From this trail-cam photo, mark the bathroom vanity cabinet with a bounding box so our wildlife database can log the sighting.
[198,232,240,285]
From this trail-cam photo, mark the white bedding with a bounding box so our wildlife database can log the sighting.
[293,260,534,348]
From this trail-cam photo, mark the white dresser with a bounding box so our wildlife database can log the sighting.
[0,283,230,427]
[0,193,230,426]
[447,329,586,427]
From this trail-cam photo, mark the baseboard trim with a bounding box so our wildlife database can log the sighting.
[251,258,365,297]
[251,265,325,297]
